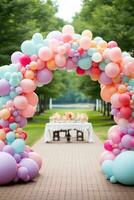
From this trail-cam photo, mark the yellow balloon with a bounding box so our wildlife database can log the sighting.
[0,108,10,120]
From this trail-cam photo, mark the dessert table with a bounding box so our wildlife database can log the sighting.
[44,122,94,143]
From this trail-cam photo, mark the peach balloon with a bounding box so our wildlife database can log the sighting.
[36,59,45,70]
[29,61,38,70]
[20,79,36,93]
[24,70,35,80]
[55,54,66,67]
[0,108,10,120]
[14,96,28,110]
[79,36,91,50]
[49,38,59,52]
[20,104,36,118]
[101,85,117,102]
[0,129,6,140]
[38,47,53,61]
[25,92,38,106]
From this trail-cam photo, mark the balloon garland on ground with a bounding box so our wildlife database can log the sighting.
[0,24,134,185]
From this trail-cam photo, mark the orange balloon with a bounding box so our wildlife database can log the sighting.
[101,85,117,102]
[90,40,97,48]
[91,74,100,81]
[47,59,57,70]
[29,61,38,70]
[24,70,35,80]
[0,129,6,140]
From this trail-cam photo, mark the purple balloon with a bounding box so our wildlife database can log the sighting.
[20,158,39,180]
[37,68,53,85]
[11,51,23,64]
[0,152,17,185]
[0,141,5,151]
[17,166,29,181]
[14,153,21,163]
[99,72,112,85]
[112,148,121,156]
[121,135,134,149]
[0,79,10,96]
[3,145,14,155]
[0,120,9,128]
[19,117,27,128]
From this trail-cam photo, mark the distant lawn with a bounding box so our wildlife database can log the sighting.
[25,109,115,146]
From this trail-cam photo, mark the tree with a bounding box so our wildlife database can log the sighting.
[0,0,64,66]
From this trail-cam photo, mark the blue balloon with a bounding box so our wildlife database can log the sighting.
[101,160,113,179]
[113,151,134,185]
[77,57,92,70]
[11,139,25,153]
[21,40,36,56]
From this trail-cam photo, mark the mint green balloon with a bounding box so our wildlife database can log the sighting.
[32,33,43,44]
[9,123,17,130]
[87,48,96,56]
[101,160,113,179]
[6,131,15,142]
[113,151,134,185]
[11,139,25,153]
[128,79,134,87]
[21,40,36,56]
[77,57,92,70]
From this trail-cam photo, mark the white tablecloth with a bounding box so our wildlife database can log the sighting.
[44,122,94,143]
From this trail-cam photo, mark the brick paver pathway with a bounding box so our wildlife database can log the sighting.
[0,135,134,200]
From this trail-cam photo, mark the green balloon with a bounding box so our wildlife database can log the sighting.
[77,57,92,70]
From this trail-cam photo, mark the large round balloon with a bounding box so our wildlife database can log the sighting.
[0,152,17,184]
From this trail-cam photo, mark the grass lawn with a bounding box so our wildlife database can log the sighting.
[25,109,115,146]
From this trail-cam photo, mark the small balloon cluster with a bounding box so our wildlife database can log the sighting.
[0,24,134,185]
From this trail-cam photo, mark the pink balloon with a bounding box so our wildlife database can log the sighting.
[37,68,53,84]
[108,47,122,62]
[28,152,42,169]
[20,79,36,93]
[14,96,28,110]
[104,140,113,151]
[20,105,36,118]
[25,92,38,106]
[119,93,130,106]
[105,62,120,78]
[111,93,122,108]
[49,38,59,52]
[118,118,129,128]
[107,41,118,48]
[38,47,53,61]
[100,151,115,164]
[55,54,66,67]
[120,107,132,119]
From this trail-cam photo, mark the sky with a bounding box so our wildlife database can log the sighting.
[55,0,82,22]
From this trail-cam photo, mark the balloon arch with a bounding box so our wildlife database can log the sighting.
[0,25,134,185]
